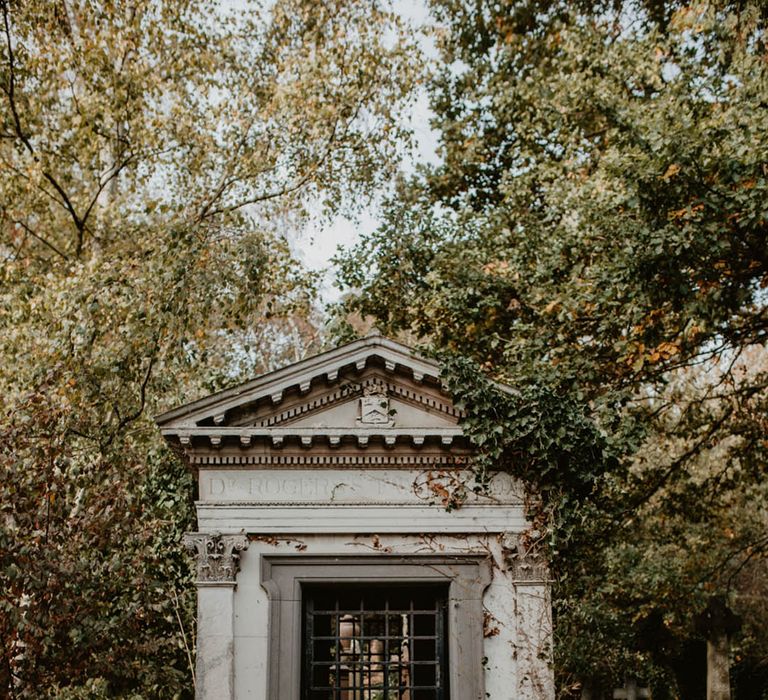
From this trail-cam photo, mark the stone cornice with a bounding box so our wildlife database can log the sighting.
[196,504,527,534]
[155,333,515,431]
[156,334,446,428]
[163,426,465,449]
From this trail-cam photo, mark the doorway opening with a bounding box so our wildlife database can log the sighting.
[301,583,449,700]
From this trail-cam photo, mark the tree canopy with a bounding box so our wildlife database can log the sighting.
[336,0,768,695]
[4,0,768,695]
[0,0,419,696]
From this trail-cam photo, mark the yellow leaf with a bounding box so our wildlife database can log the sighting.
[661,163,681,181]
[668,207,688,220]
[655,342,680,360]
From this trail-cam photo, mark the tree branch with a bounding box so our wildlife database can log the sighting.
[1,0,85,253]
[196,113,344,222]
[7,217,69,261]
[625,402,736,518]
[79,150,141,227]
[100,352,155,451]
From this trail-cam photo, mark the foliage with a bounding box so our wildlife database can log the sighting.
[0,0,419,696]
[335,0,768,694]
[1,384,196,696]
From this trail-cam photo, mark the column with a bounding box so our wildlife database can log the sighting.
[184,532,249,700]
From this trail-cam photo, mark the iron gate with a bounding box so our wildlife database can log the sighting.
[301,583,449,700]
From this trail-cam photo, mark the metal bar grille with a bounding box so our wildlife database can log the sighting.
[302,584,449,700]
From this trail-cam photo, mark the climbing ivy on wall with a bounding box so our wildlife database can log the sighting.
[335,0,768,694]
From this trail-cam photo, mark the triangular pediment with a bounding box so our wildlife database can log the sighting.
[156,333,509,453]
[279,395,457,430]
[244,372,460,431]
[157,333,448,429]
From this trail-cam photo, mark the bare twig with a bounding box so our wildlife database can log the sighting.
[171,585,196,692]
[7,217,69,260]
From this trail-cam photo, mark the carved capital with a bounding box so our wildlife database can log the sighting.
[183,531,249,585]
[502,531,549,582]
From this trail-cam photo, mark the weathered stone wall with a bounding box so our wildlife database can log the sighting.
[233,533,552,700]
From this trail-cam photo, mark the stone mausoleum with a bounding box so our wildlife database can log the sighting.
[156,332,554,699]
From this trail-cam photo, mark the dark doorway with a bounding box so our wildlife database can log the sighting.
[301,583,450,700]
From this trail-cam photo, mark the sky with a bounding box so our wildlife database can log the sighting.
[291,0,441,301]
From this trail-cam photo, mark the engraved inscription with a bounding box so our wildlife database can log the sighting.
[248,477,330,498]
[207,476,331,499]
[200,469,523,504]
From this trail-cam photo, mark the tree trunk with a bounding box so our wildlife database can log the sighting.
[707,633,731,700]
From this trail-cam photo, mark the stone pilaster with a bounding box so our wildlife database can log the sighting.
[502,532,554,699]
[695,596,739,700]
[184,532,249,700]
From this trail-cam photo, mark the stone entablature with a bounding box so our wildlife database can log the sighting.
[196,468,522,504]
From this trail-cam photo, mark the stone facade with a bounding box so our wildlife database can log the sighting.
[157,332,554,699]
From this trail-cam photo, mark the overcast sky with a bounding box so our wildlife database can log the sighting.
[293,0,440,301]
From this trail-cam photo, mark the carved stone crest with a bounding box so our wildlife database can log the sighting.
[183,531,249,585]
[357,381,393,426]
